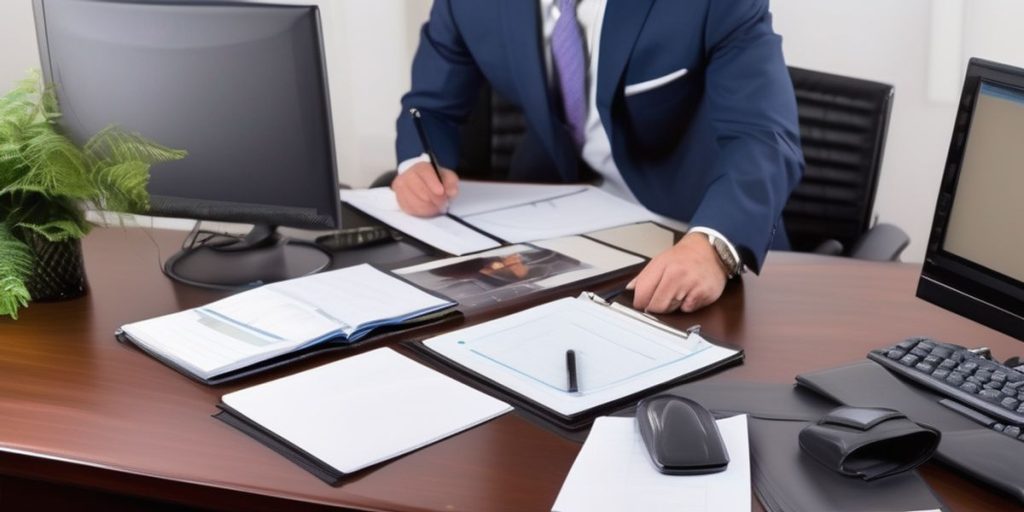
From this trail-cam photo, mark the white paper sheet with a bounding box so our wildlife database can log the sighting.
[340,188,500,255]
[552,415,751,512]
[222,348,512,475]
[449,181,589,216]
[457,186,659,243]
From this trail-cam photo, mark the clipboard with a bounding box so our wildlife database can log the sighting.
[406,292,744,431]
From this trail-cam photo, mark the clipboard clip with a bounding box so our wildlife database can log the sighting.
[579,292,697,340]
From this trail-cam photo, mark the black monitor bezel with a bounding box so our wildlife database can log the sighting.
[918,58,1024,340]
[31,0,342,231]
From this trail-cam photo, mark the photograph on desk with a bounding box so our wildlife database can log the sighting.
[394,235,645,309]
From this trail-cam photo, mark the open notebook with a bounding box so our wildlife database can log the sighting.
[117,264,456,383]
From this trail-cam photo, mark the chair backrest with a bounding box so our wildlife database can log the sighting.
[784,67,894,253]
[455,86,527,180]
[453,68,895,254]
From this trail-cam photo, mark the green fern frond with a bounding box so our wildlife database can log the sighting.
[89,161,151,212]
[85,126,187,166]
[19,219,88,243]
[0,223,33,319]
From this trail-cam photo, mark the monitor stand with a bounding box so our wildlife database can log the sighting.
[163,224,331,290]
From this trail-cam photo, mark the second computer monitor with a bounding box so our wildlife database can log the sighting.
[919,58,1024,342]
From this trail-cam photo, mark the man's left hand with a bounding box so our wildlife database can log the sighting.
[628,232,729,313]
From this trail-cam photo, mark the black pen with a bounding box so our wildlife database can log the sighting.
[409,108,452,209]
[566,349,579,394]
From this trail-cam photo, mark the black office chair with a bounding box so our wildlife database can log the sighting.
[376,68,910,261]
[784,67,908,261]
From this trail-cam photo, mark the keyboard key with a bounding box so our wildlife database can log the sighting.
[985,380,1004,391]
[931,347,954,359]
[958,362,979,374]
[923,355,943,366]
[1018,404,1024,414]
[915,362,934,373]
[939,359,957,370]
[992,371,1007,384]
[1003,425,1021,438]
[932,369,951,380]
[961,382,980,394]
[897,339,918,350]
[1001,397,1020,410]
[887,349,906,360]
[917,341,935,351]
[910,347,930,358]
[976,370,993,382]
[979,389,1002,402]
[994,423,1006,432]
[1006,380,1024,390]
[946,372,966,386]
[900,354,920,367]
[1007,372,1024,383]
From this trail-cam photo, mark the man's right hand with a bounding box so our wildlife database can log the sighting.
[391,162,460,217]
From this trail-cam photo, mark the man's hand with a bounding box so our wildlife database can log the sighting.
[627,232,729,313]
[392,162,460,217]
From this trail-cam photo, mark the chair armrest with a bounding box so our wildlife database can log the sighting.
[849,223,910,262]
[370,170,398,189]
[812,239,845,256]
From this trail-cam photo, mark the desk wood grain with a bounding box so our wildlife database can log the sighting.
[0,227,1020,511]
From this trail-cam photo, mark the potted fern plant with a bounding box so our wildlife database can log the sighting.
[0,71,185,319]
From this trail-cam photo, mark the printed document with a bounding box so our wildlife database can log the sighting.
[340,187,500,255]
[341,182,660,253]
[552,415,750,512]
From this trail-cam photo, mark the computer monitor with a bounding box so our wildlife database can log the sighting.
[918,58,1024,341]
[33,0,341,290]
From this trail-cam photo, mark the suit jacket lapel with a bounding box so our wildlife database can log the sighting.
[501,0,577,181]
[596,0,656,124]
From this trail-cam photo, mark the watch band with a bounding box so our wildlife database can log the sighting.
[688,227,741,278]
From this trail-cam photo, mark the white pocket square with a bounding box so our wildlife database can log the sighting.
[624,67,689,97]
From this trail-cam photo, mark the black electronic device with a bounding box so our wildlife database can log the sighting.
[33,0,341,289]
[918,58,1024,341]
[636,395,729,475]
[869,337,1024,440]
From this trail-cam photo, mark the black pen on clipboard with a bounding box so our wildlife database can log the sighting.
[566,349,579,394]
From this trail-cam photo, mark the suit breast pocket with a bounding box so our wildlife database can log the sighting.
[622,69,702,156]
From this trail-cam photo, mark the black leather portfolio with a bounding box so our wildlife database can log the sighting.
[797,360,1024,504]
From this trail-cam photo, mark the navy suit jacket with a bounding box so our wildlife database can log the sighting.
[396,0,804,271]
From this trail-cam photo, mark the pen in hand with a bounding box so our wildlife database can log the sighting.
[566,349,579,394]
[409,108,455,213]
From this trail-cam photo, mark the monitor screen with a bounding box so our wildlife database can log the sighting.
[33,0,340,230]
[33,0,342,289]
[919,59,1024,341]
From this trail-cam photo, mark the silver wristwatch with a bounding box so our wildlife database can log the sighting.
[705,232,741,278]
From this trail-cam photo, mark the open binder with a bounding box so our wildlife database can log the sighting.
[116,264,460,385]
[407,292,744,431]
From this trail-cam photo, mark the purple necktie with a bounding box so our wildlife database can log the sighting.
[551,0,587,149]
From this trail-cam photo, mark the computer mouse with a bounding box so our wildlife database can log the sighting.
[636,394,729,475]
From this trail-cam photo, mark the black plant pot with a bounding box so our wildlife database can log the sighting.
[23,234,89,302]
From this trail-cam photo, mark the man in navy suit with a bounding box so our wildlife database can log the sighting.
[393,0,804,313]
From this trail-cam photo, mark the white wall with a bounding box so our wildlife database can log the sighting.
[772,0,1024,261]
[0,1,41,91]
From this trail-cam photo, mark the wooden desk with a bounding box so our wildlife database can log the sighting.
[0,227,1022,511]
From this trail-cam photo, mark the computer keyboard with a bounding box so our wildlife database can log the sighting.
[868,337,1024,441]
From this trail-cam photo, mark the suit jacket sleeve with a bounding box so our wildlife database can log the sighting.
[687,0,804,272]
[395,0,483,170]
